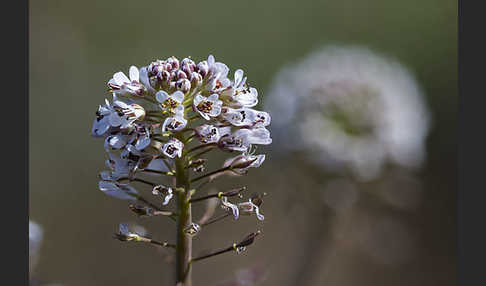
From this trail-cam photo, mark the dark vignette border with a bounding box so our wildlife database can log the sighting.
[3,0,28,284]
[0,0,473,284]
[458,0,486,285]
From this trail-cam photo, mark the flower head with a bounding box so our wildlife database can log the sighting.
[92,55,272,260]
[264,46,430,180]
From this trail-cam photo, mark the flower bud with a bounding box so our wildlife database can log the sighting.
[224,154,266,175]
[191,72,203,87]
[197,61,209,77]
[177,70,187,79]
[176,78,191,93]
[236,231,261,248]
[167,56,179,70]
[157,70,171,85]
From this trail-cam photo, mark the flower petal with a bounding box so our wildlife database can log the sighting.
[129,66,139,81]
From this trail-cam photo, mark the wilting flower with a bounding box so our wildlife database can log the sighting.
[98,181,138,200]
[128,204,156,217]
[264,45,430,180]
[223,153,266,175]
[152,185,174,205]
[115,223,150,242]
[221,196,240,219]
[238,198,265,221]
[220,195,264,221]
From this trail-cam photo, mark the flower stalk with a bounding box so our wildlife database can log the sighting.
[175,154,193,286]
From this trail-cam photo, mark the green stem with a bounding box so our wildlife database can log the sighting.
[186,143,216,155]
[175,152,192,286]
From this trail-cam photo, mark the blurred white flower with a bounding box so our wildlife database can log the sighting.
[29,220,44,274]
[264,46,430,180]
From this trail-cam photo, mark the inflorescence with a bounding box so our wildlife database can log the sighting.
[91,55,272,280]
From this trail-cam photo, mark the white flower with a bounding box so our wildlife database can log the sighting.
[221,196,239,219]
[220,107,271,128]
[122,144,154,170]
[104,133,132,151]
[133,126,152,150]
[220,197,264,221]
[218,127,272,152]
[152,185,174,205]
[138,66,157,94]
[162,114,187,132]
[238,199,264,221]
[264,46,430,180]
[207,55,229,82]
[162,138,184,158]
[193,94,223,120]
[108,66,146,96]
[223,153,266,175]
[220,69,258,108]
[92,99,145,137]
[105,151,136,180]
[194,124,221,143]
[98,181,138,200]
[156,90,185,114]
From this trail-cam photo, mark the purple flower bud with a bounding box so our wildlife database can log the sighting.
[167,56,179,70]
[197,61,209,77]
[177,70,188,80]
[190,72,203,87]
[181,57,195,68]
[176,78,191,93]
[182,65,192,76]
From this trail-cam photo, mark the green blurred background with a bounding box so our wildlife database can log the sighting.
[29,0,457,285]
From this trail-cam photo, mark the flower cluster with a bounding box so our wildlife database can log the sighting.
[92,55,271,200]
[264,46,430,180]
[91,55,271,283]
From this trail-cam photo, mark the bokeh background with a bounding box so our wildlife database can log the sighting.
[29,0,457,285]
